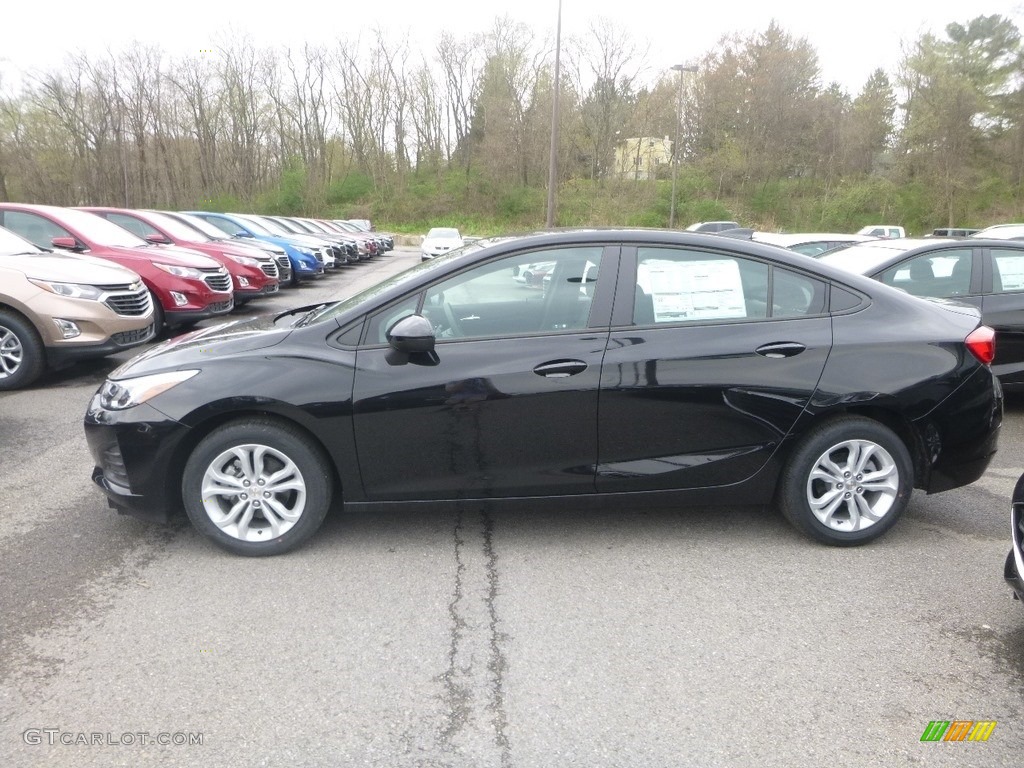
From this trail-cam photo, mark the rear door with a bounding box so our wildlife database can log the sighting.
[596,244,832,492]
[982,245,1024,385]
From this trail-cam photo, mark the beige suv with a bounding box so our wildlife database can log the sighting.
[0,225,156,390]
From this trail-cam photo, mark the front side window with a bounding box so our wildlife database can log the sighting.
[1,211,73,249]
[421,247,603,340]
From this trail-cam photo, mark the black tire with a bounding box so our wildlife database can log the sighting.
[182,418,333,556]
[777,416,913,546]
[0,310,46,391]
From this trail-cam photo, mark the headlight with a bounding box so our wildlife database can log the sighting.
[28,279,103,300]
[99,370,200,410]
[154,263,204,279]
[227,254,259,266]
[295,247,314,256]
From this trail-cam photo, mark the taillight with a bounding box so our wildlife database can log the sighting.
[966,326,996,365]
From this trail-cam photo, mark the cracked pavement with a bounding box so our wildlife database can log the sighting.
[2,248,1024,766]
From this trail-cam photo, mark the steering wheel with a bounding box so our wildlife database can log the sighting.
[442,301,464,337]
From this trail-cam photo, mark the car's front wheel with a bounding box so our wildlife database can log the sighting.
[182,419,333,556]
[778,416,913,545]
[0,310,46,391]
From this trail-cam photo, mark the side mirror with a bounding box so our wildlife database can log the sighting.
[51,236,80,251]
[145,233,172,245]
[234,231,253,238]
[387,314,435,354]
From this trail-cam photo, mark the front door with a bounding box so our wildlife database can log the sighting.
[352,245,613,501]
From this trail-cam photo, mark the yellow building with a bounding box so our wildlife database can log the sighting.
[613,136,672,180]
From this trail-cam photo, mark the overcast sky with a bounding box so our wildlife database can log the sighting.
[3,0,1023,94]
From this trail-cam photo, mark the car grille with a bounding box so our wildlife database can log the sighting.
[275,255,292,279]
[111,324,155,346]
[102,282,152,317]
[102,443,131,490]
[201,268,232,292]
[261,283,280,295]
[207,300,233,314]
[313,249,325,265]
[260,261,279,279]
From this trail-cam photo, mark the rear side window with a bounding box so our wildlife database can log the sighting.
[992,249,1024,293]
[878,250,973,298]
[633,248,826,324]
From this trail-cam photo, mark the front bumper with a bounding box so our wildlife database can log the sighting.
[165,297,234,324]
[47,322,157,367]
[85,395,191,522]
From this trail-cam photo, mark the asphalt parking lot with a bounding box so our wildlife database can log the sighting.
[1,246,1023,767]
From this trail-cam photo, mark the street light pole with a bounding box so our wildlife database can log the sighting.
[669,64,697,229]
[545,0,563,228]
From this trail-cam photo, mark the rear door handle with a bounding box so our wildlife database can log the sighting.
[755,342,806,359]
[534,359,588,378]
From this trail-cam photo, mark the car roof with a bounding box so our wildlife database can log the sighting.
[752,232,878,247]
[819,236,1024,274]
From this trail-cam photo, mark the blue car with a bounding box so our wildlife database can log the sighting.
[182,212,325,284]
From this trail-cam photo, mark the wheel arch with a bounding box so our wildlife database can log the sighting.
[793,405,927,490]
[167,408,344,513]
[0,300,49,344]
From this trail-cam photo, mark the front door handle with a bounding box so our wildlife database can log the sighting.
[755,342,806,359]
[534,359,588,378]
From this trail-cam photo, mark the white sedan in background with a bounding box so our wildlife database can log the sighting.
[421,227,464,261]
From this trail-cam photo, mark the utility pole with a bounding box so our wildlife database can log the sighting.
[669,64,698,229]
[545,0,563,228]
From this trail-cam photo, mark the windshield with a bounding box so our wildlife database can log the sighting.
[0,225,44,255]
[228,214,271,235]
[144,211,213,242]
[239,215,286,236]
[818,242,915,274]
[301,240,490,325]
[427,228,461,239]
[273,218,308,234]
[56,208,147,247]
[162,212,234,240]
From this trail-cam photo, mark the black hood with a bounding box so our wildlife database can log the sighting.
[109,313,300,379]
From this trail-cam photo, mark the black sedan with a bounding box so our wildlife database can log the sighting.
[85,230,1003,556]
[819,238,1024,390]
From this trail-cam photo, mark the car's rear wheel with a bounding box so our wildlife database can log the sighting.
[0,310,46,391]
[778,416,913,545]
[182,419,332,556]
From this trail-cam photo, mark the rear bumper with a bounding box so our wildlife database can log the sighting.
[919,367,1002,494]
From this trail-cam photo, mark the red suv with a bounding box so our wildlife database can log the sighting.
[79,207,281,304]
[0,204,234,330]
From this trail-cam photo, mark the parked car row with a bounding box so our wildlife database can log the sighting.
[0,202,394,390]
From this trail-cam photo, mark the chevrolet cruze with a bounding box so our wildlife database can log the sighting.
[85,230,1003,555]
